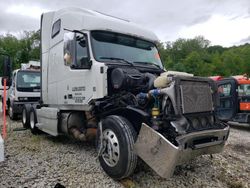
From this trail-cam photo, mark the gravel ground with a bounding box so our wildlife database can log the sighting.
[0,114,250,188]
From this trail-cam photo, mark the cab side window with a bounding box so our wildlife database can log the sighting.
[63,32,91,69]
[219,83,232,108]
[219,83,231,97]
[73,35,89,69]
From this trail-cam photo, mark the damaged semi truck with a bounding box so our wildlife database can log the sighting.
[3,8,229,179]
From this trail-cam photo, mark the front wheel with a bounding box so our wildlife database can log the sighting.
[98,115,137,180]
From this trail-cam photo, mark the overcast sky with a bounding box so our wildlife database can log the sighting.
[1,0,250,47]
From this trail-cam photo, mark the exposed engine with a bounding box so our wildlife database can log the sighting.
[110,67,156,93]
[95,67,227,146]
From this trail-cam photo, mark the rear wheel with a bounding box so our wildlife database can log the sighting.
[30,108,39,134]
[98,115,137,180]
[9,103,18,120]
[22,104,31,128]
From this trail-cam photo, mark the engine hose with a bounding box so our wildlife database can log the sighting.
[152,95,160,108]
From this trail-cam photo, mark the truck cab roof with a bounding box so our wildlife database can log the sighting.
[21,61,40,71]
[232,75,250,85]
[210,75,250,85]
[42,7,159,53]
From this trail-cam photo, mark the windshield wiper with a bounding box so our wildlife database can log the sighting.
[99,57,134,66]
[133,61,162,69]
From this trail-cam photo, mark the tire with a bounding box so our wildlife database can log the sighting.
[98,115,137,180]
[22,104,31,128]
[9,103,18,120]
[30,107,39,134]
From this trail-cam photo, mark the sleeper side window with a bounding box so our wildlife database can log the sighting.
[51,19,61,38]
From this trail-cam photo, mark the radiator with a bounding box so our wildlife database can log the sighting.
[180,81,213,114]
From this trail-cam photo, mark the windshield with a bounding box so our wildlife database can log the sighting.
[17,71,40,92]
[238,84,250,96]
[91,31,163,69]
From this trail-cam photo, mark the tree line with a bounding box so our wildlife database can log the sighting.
[1,31,250,77]
[0,31,40,76]
[159,36,250,77]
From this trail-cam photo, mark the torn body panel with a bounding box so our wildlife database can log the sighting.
[134,123,229,178]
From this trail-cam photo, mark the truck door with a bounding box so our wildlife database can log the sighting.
[216,78,237,121]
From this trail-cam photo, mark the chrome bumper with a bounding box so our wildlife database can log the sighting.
[134,123,230,178]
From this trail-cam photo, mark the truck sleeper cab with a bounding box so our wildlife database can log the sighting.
[19,8,229,179]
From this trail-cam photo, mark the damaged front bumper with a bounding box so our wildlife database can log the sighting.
[134,123,230,178]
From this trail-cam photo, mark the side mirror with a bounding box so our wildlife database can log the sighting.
[63,32,76,66]
[85,60,92,69]
[1,78,12,87]
[78,57,92,69]
[3,56,11,77]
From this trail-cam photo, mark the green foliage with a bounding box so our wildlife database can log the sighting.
[0,31,40,76]
[0,30,249,77]
[160,36,250,77]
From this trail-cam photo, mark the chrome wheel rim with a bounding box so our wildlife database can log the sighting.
[30,112,35,129]
[101,129,120,167]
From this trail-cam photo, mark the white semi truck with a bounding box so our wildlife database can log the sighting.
[4,8,229,179]
[2,61,40,120]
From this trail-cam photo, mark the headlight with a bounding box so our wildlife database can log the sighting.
[18,97,28,101]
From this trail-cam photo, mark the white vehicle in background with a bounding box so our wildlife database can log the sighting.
[2,61,41,120]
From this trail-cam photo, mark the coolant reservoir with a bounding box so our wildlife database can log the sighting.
[154,71,193,88]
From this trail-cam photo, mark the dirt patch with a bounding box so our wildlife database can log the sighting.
[0,117,250,187]
[230,143,250,154]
